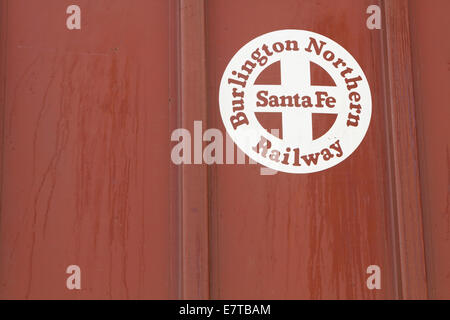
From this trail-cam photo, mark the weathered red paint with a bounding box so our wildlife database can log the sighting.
[206,0,401,300]
[0,0,179,299]
[409,0,450,299]
[0,0,448,300]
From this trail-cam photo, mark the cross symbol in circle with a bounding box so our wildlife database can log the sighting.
[247,53,343,146]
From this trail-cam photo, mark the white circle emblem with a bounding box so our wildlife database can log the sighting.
[219,30,372,174]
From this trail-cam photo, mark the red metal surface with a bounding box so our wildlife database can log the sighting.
[409,0,450,299]
[179,0,210,299]
[206,0,401,300]
[382,0,427,298]
[0,0,448,300]
[0,0,178,299]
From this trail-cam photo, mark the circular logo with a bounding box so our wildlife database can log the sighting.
[219,30,372,174]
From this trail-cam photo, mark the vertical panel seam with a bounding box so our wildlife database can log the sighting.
[382,0,428,299]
